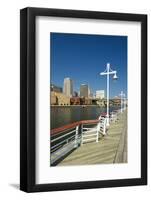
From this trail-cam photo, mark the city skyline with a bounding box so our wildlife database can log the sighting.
[51,79,122,99]
[50,33,127,98]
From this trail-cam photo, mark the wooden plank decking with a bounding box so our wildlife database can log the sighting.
[58,110,127,166]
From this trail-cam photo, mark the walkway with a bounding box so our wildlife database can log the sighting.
[58,110,127,166]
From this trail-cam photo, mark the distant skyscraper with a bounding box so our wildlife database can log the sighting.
[96,90,105,99]
[73,91,78,97]
[63,77,73,97]
[80,84,89,97]
[88,87,93,98]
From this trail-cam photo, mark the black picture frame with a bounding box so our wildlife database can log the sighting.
[20,7,147,192]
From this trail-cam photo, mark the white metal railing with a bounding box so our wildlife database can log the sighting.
[50,125,80,165]
[50,110,120,165]
[81,117,106,144]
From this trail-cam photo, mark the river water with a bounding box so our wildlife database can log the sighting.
[51,106,119,129]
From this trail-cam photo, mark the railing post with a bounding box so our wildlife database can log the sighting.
[81,124,83,145]
[74,125,79,148]
[103,120,106,135]
[96,123,100,142]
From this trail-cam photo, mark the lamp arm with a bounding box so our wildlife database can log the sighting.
[100,71,117,75]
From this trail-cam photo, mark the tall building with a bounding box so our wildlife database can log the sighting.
[88,87,93,98]
[96,90,105,99]
[63,77,73,97]
[80,84,89,97]
[73,91,78,97]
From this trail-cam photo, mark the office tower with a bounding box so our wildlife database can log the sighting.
[73,91,78,97]
[80,84,89,97]
[63,77,73,97]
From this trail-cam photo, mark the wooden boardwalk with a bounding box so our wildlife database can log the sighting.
[58,110,127,166]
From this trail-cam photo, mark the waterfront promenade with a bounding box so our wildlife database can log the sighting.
[58,110,127,166]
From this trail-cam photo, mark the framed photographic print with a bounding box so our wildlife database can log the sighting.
[20,7,147,192]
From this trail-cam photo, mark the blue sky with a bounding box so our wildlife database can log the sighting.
[50,33,127,98]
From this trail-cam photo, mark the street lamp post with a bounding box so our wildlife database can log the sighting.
[119,91,124,113]
[123,93,126,111]
[100,63,118,126]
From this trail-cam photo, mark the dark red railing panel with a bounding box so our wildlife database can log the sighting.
[51,121,80,135]
[51,119,99,135]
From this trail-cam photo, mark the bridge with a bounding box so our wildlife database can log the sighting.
[50,109,127,166]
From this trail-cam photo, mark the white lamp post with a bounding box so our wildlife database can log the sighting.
[123,93,126,111]
[119,91,124,113]
[100,63,118,126]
